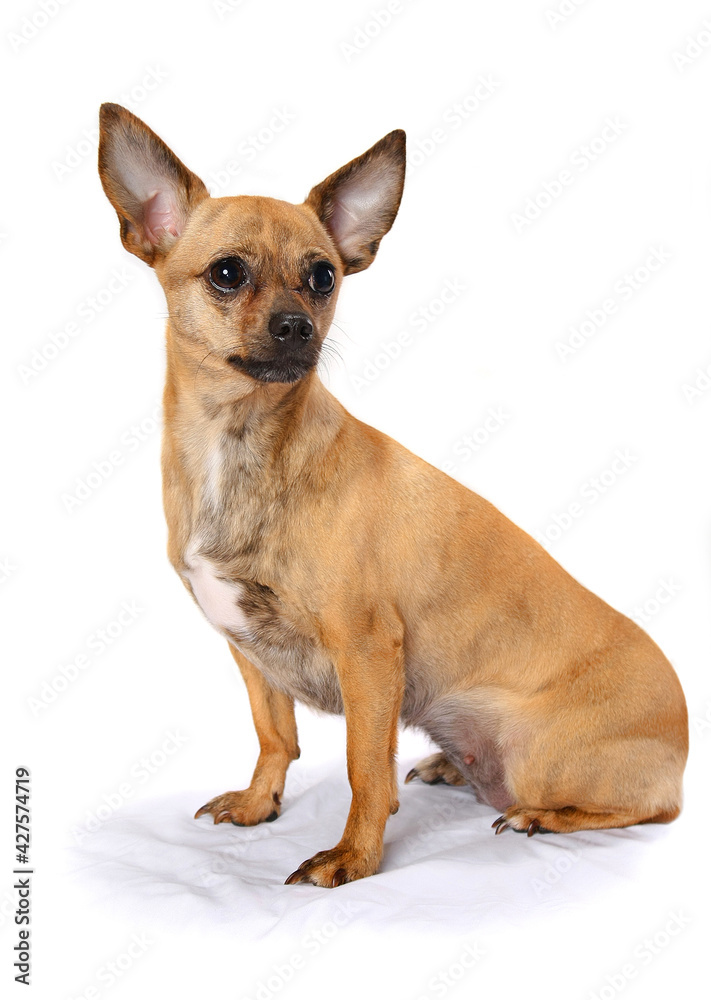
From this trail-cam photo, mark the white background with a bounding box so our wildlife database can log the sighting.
[3,0,710,997]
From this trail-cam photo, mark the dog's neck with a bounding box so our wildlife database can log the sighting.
[162,325,345,496]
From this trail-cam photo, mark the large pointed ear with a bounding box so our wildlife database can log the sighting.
[305,130,406,275]
[98,103,209,266]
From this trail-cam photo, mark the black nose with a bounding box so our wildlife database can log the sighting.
[269,312,313,345]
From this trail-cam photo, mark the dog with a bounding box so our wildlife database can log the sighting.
[97,104,688,888]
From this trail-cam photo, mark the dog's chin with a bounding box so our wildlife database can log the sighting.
[226,354,316,384]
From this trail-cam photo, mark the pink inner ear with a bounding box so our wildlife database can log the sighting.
[143,189,182,245]
[330,193,364,250]
[327,161,399,261]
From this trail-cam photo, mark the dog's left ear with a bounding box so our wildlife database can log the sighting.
[305,130,406,274]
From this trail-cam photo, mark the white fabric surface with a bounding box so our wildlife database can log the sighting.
[68,767,653,930]
[65,757,704,999]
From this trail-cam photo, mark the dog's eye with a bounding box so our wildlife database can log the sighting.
[209,257,246,291]
[308,262,335,295]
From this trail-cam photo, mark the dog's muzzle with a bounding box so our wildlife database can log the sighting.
[227,311,319,384]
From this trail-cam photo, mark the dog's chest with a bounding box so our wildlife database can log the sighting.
[182,547,256,639]
[174,435,342,712]
[181,542,342,714]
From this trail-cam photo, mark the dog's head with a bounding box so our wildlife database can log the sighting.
[98,104,406,387]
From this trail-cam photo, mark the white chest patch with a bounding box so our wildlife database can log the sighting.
[182,544,254,640]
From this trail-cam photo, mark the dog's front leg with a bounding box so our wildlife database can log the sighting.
[195,645,300,826]
[286,623,404,887]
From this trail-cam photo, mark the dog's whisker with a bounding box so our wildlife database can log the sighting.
[330,318,355,345]
[320,341,345,366]
[194,350,215,392]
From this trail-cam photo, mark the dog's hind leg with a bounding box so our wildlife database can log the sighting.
[492,803,681,837]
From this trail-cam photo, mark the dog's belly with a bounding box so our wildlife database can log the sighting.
[182,547,343,713]
[416,691,514,812]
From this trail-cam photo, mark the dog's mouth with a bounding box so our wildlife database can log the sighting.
[226,353,317,384]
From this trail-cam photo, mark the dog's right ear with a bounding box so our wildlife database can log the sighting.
[98,104,208,266]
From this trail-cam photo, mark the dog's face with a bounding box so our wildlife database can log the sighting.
[155,195,341,385]
[98,105,406,388]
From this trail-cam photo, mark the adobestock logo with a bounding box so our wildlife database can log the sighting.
[27,600,144,717]
[212,0,246,18]
[61,402,161,514]
[7,0,71,53]
[511,117,628,234]
[531,846,582,898]
[672,18,711,73]
[535,449,637,548]
[205,107,297,195]
[409,76,501,172]
[0,556,17,586]
[691,701,711,739]
[627,578,682,628]
[66,932,153,999]
[587,910,691,1000]
[401,801,457,858]
[17,266,136,385]
[414,941,486,1000]
[339,1,419,62]
[440,406,512,478]
[681,359,711,405]
[239,901,361,1000]
[350,277,466,393]
[545,0,590,30]
[71,730,190,845]
[554,246,672,362]
[52,67,169,181]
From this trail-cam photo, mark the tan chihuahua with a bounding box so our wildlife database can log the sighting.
[98,104,688,888]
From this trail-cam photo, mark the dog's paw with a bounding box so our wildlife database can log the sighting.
[492,808,556,837]
[405,752,467,787]
[194,789,281,826]
[492,804,641,835]
[284,845,379,887]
